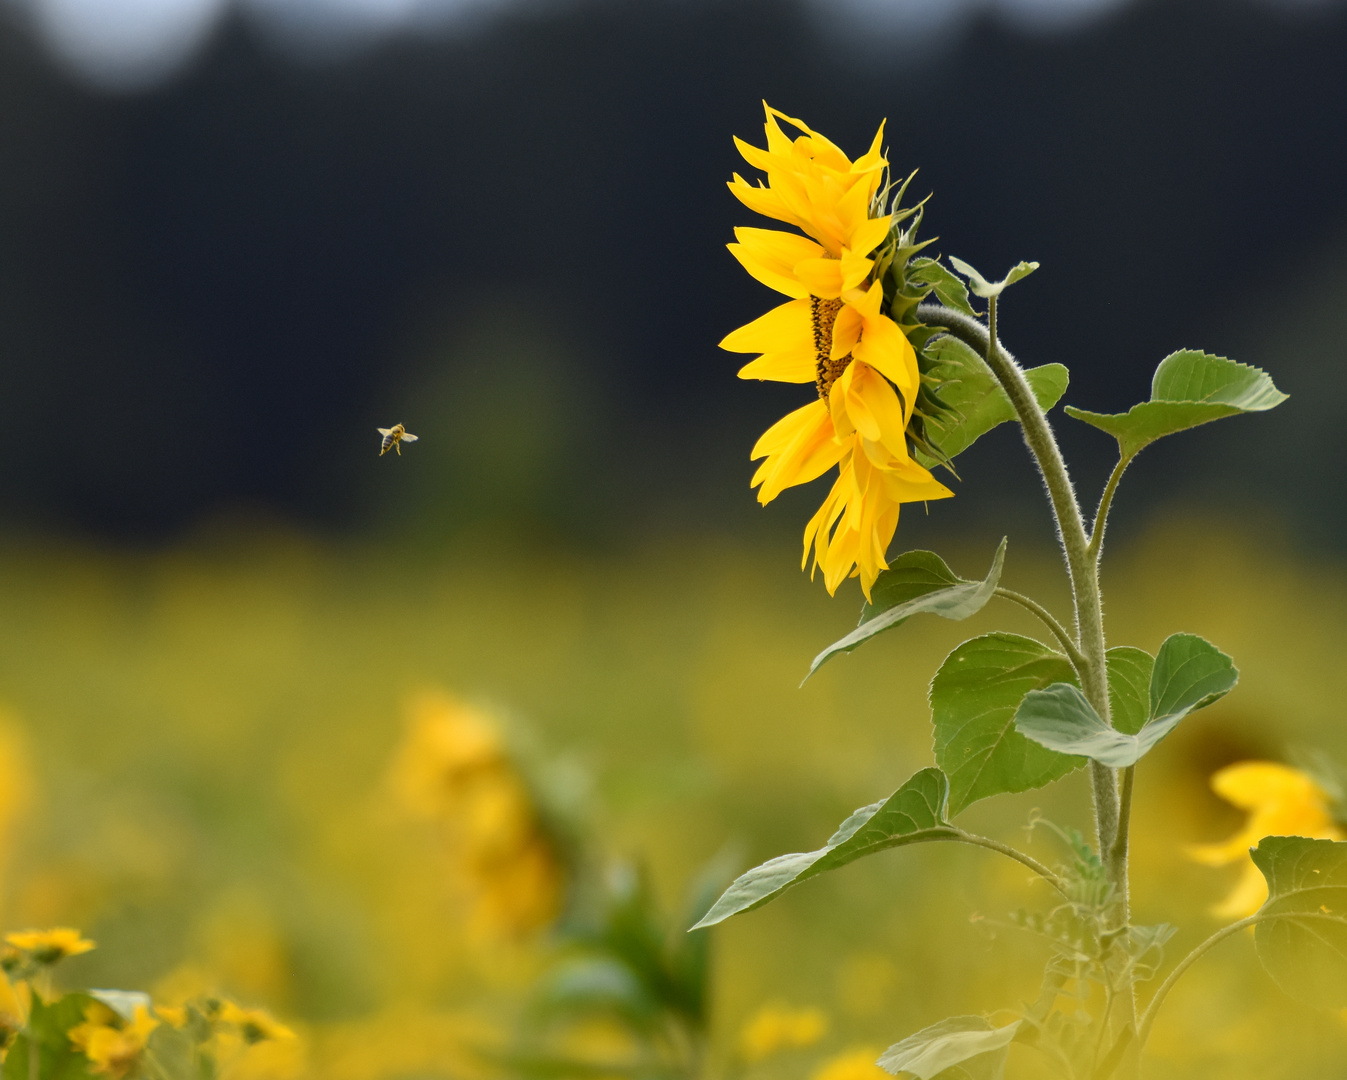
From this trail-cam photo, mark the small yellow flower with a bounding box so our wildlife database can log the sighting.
[722,103,952,597]
[5,928,94,964]
[810,1047,888,1080]
[154,1005,188,1029]
[69,1003,159,1079]
[220,1001,296,1044]
[738,1003,828,1062]
[1188,761,1344,917]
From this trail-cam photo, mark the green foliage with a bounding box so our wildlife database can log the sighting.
[691,769,955,929]
[876,1015,1020,1079]
[1066,350,1287,460]
[807,542,1007,680]
[916,336,1070,464]
[1014,634,1235,767]
[930,634,1082,815]
[1105,646,1154,736]
[1149,632,1239,726]
[908,258,979,318]
[2,994,97,1080]
[1252,836,1347,1007]
[947,257,1040,300]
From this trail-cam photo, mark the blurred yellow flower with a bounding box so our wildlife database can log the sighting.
[388,692,563,937]
[1188,761,1344,917]
[738,1002,828,1062]
[68,1002,158,1079]
[220,1001,296,1044]
[721,103,951,598]
[5,927,94,964]
[810,1047,888,1080]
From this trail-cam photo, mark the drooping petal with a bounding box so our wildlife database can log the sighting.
[841,363,910,460]
[852,310,919,411]
[749,400,843,504]
[848,214,892,258]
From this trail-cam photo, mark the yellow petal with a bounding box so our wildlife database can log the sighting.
[728,243,809,299]
[737,347,816,383]
[720,298,812,353]
[853,311,919,409]
[840,363,908,458]
[750,401,843,504]
[848,215,891,257]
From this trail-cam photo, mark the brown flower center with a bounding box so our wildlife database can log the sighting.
[811,296,851,400]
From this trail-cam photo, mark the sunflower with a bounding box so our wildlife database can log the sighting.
[721,104,951,597]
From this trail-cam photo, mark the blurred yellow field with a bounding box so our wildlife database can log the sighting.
[0,514,1342,1078]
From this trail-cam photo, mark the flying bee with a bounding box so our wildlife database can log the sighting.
[377,424,419,456]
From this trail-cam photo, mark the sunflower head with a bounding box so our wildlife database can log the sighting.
[723,104,960,597]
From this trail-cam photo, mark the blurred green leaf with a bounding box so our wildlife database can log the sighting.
[1065,350,1287,459]
[1150,633,1238,725]
[690,768,955,929]
[4,993,98,1080]
[807,541,1007,681]
[1015,634,1233,767]
[1252,836,1347,1007]
[533,957,659,1027]
[1106,647,1154,736]
[947,256,1039,299]
[909,258,979,318]
[931,634,1083,815]
[877,1015,1021,1079]
[917,336,1069,463]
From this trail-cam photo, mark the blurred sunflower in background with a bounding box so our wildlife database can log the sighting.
[721,104,952,597]
[1189,761,1345,917]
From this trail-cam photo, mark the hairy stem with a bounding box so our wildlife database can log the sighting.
[921,299,1132,1034]
[951,829,1068,896]
[1088,453,1136,561]
[994,587,1087,669]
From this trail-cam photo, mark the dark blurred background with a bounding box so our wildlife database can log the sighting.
[0,0,1344,547]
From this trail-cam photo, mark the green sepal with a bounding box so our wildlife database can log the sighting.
[877,1016,1021,1079]
[1014,635,1235,768]
[908,257,979,318]
[3,993,99,1080]
[806,541,1006,682]
[1252,836,1347,1007]
[1065,350,1287,459]
[690,768,954,930]
[931,633,1083,815]
[915,336,1069,465]
[947,256,1039,299]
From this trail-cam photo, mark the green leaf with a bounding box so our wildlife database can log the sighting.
[909,258,979,318]
[806,541,1006,681]
[931,634,1084,815]
[948,257,1039,300]
[3,993,99,1080]
[690,768,955,929]
[918,336,1069,463]
[1251,836,1347,1007]
[1106,647,1154,736]
[1150,633,1239,725]
[1065,350,1287,459]
[878,1016,1020,1079]
[1014,635,1235,768]
[1013,683,1178,768]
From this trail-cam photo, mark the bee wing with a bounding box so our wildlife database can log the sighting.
[377,427,394,436]
[399,433,419,443]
